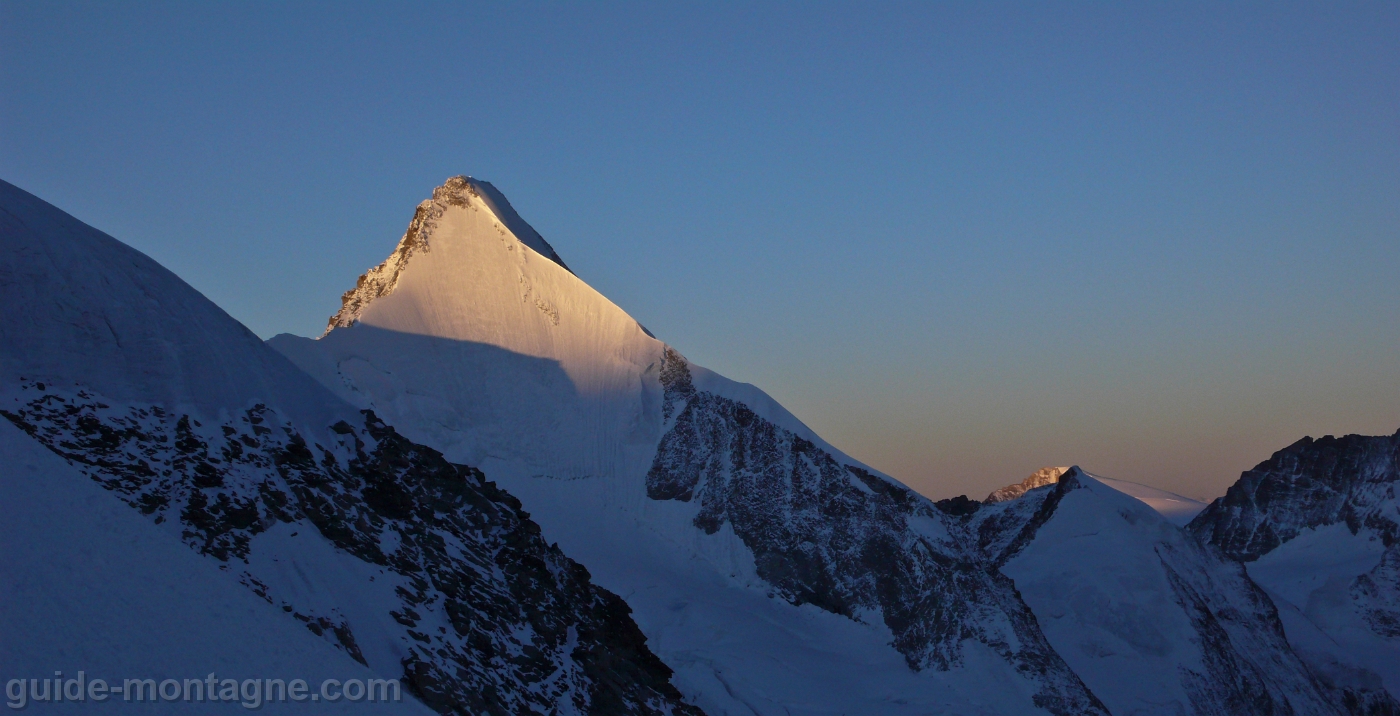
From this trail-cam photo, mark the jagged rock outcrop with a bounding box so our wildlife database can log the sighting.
[1187,429,1400,706]
[985,466,1071,503]
[647,348,1109,715]
[1188,430,1400,562]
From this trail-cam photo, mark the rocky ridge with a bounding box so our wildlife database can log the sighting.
[648,348,1108,715]
[1,380,701,716]
[1187,429,1400,706]
[1188,430,1400,562]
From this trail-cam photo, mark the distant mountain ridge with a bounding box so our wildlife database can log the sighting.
[986,466,1070,503]
[1190,431,1400,562]
[963,467,1382,714]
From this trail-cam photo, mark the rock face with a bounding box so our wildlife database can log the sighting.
[1189,431,1400,562]
[0,418,430,716]
[0,178,700,716]
[985,466,1071,503]
[647,348,1106,714]
[1188,430,1400,704]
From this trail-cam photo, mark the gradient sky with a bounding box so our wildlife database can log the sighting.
[4,2,1397,502]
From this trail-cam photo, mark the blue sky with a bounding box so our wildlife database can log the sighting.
[3,2,1397,500]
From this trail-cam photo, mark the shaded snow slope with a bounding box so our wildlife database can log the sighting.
[0,420,431,714]
[1247,526,1400,698]
[0,178,700,716]
[0,180,343,429]
[1091,475,1207,526]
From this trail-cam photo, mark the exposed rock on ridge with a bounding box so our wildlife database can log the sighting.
[986,466,1071,504]
[647,347,1109,716]
[1188,430,1400,562]
[1186,428,1400,706]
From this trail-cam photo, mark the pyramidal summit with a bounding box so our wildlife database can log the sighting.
[4,174,1398,715]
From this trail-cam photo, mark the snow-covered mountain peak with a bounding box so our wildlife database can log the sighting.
[326,176,570,334]
[271,176,1394,714]
[1,178,704,716]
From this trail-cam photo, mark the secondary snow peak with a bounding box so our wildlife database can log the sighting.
[987,465,1207,525]
[326,176,571,334]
